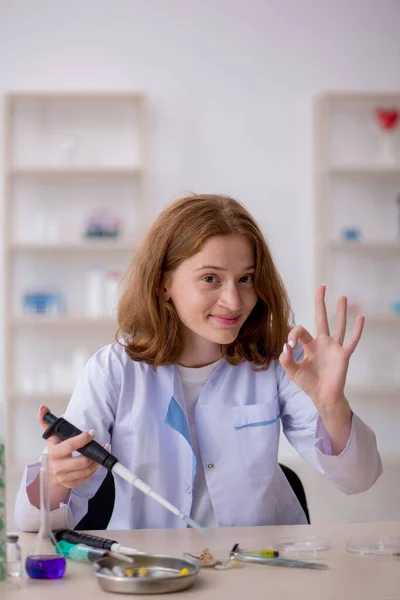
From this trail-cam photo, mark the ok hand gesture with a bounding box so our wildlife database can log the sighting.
[279,285,364,453]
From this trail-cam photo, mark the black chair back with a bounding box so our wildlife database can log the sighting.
[75,470,115,530]
[74,463,310,530]
[279,463,310,523]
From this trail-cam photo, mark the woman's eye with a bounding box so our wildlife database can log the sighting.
[202,275,218,284]
[240,274,254,284]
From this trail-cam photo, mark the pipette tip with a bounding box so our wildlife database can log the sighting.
[183,515,212,538]
[109,551,134,563]
[117,545,142,556]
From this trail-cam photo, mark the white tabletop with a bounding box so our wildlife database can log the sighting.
[3,522,400,599]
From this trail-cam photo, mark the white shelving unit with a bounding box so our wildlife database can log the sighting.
[346,384,400,398]
[314,92,400,466]
[329,241,400,253]
[9,166,143,176]
[3,92,148,494]
[326,165,400,176]
[12,316,117,327]
[10,242,136,253]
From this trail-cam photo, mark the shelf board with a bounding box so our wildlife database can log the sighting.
[10,242,135,253]
[325,165,400,176]
[321,92,400,101]
[8,166,143,177]
[329,241,400,253]
[328,314,400,325]
[7,463,26,476]
[346,384,400,398]
[380,453,400,466]
[10,391,72,402]
[6,91,146,100]
[12,316,117,327]
[361,314,400,324]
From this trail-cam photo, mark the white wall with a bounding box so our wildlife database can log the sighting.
[1,0,400,526]
[1,0,399,324]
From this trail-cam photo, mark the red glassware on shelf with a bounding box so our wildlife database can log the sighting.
[374,108,399,164]
[376,109,398,131]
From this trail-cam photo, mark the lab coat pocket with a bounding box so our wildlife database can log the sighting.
[231,403,280,481]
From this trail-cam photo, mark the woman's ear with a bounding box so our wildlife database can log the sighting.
[161,274,171,302]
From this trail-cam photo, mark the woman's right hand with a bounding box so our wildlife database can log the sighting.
[38,405,101,490]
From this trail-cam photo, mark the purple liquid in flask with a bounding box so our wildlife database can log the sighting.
[25,453,67,580]
[25,555,66,579]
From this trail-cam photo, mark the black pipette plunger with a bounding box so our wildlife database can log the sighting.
[42,411,118,470]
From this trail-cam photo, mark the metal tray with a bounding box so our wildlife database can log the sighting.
[94,554,200,595]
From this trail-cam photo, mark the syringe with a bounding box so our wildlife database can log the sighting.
[42,411,210,538]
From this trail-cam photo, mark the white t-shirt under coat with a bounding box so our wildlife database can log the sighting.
[177,359,222,527]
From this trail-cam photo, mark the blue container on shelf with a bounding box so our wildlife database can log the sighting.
[340,227,361,241]
[391,301,400,315]
[23,292,66,315]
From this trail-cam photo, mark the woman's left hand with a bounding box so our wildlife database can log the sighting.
[279,285,364,453]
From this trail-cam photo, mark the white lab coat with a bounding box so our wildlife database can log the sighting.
[15,343,382,531]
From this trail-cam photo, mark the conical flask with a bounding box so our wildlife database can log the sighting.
[25,453,66,579]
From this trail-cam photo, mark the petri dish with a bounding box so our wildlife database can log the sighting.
[345,535,400,556]
[272,536,331,558]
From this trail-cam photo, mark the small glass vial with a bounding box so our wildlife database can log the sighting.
[7,535,22,579]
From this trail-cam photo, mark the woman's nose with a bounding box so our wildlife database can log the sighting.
[219,284,243,311]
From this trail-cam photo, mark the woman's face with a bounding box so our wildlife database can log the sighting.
[164,234,258,365]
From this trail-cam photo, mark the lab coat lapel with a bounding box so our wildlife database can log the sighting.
[163,365,196,484]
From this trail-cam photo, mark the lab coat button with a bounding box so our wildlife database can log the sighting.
[186,486,192,495]
[207,462,215,470]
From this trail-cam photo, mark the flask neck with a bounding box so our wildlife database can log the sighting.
[38,454,52,536]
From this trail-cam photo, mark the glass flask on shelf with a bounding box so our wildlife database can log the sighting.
[375,107,399,164]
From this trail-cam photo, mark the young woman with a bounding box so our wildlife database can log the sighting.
[15,194,382,531]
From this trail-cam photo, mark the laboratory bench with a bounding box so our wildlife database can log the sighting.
[3,521,400,599]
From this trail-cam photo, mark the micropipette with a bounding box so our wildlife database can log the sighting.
[42,411,210,538]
